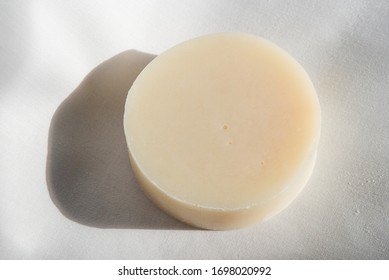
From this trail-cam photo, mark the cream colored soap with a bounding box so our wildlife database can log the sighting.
[123,33,320,230]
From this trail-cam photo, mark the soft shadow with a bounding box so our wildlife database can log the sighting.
[46,50,194,230]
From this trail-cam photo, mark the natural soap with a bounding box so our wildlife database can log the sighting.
[123,33,320,230]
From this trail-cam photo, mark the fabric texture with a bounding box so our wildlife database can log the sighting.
[1,0,388,259]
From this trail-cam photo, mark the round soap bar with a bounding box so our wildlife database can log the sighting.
[124,33,320,230]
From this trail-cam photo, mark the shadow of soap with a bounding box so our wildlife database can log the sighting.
[46,50,193,230]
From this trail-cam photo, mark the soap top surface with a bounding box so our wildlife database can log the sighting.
[124,33,320,210]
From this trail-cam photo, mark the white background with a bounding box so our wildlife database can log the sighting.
[1,0,389,259]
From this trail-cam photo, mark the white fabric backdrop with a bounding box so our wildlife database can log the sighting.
[1,0,388,259]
